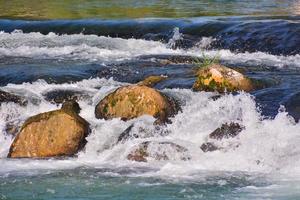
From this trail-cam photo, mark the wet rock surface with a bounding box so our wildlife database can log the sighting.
[200,123,244,152]
[43,89,92,104]
[0,90,27,106]
[95,85,180,123]
[193,64,254,93]
[209,123,244,140]
[200,142,220,153]
[137,75,167,87]
[8,101,90,158]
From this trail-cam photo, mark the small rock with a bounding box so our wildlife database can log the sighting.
[209,123,244,140]
[117,124,169,143]
[5,121,21,137]
[0,90,27,106]
[127,141,190,162]
[95,85,180,123]
[200,142,219,152]
[137,75,167,87]
[8,100,90,158]
[193,64,254,93]
[284,92,300,122]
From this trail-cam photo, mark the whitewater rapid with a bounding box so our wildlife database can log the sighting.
[0,77,300,177]
[0,28,300,179]
[1,30,300,68]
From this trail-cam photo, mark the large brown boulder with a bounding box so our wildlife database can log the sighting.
[127,141,190,162]
[8,101,90,158]
[193,64,253,93]
[95,85,179,123]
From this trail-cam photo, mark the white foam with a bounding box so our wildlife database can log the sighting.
[1,31,300,68]
[0,78,300,178]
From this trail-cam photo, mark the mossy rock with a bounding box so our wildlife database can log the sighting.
[193,64,254,93]
[95,85,179,123]
[8,101,90,158]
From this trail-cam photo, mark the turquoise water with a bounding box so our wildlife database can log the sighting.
[1,167,300,200]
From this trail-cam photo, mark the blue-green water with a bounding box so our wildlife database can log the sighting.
[1,1,300,200]
[1,167,300,200]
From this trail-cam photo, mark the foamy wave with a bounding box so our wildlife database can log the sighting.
[1,31,300,68]
[0,78,300,177]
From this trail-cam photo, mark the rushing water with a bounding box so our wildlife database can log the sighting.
[1,1,300,200]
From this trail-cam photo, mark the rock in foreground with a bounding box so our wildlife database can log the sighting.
[193,64,253,93]
[127,141,190,162]
[95,85,179,123]
[8,101,90,158]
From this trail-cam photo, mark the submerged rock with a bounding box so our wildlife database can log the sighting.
[200,142,219,152]
[193,64,253,93]
[127,141,190,162]
[43,89,92,104]
[209,123,244,140]
[117,123,169,143]
[5,120,22,137]
[284,92,300,122]
[95,85,179,123]
[0,90,27,106]
[8,100,90,158]
[137,75,167,87]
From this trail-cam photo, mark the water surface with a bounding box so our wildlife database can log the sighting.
[1,1,300,200]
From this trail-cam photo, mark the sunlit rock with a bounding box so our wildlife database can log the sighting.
[95,85,179,123]
[8,101,90,158]
[193,64,254,93]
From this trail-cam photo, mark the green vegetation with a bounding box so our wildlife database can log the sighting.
[194,53,220,69]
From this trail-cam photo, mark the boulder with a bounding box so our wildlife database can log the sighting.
[193,64,253,93]
[127,141,190,162]
[8,101,90,158]
[0,90,27,106]
[95,85,179,123]
[137,75,167,87]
